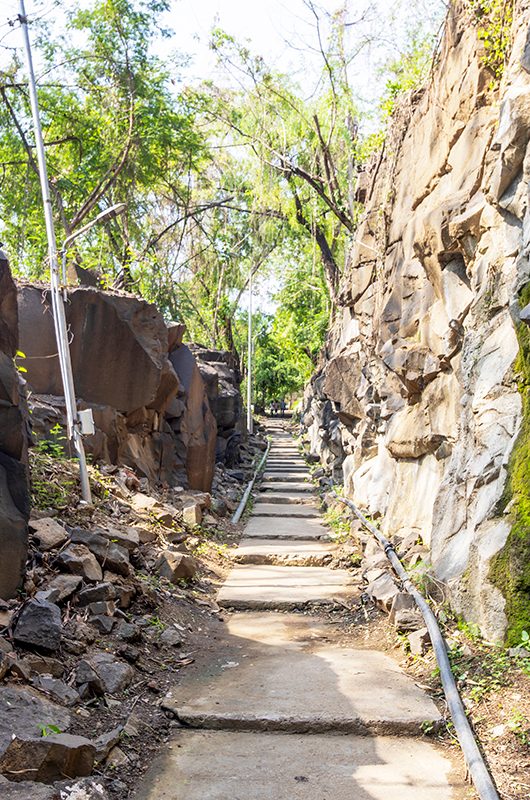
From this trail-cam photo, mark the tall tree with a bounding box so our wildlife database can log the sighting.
[0,0,207,283]
[204,6,364,303]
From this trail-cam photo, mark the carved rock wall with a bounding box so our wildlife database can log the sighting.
[301,1,530,640]
[18,286,220,492]
[0,256,29,599]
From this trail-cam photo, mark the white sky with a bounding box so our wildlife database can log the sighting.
[1,0,446,110]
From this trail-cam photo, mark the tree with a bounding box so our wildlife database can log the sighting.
[205,6,364,303]
[0,0,207,283]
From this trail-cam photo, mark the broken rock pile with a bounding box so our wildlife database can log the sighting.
[0,444,263,798]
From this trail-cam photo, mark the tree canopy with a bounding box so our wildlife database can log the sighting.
[0,0,443,406]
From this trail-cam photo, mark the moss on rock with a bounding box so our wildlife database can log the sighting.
[489,287,530,645]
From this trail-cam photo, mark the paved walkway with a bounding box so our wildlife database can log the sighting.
[135,423,468,800]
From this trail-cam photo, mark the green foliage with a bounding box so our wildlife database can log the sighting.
[378,31,437,119]
[245,252,330,405]
[207,19,361,301]
[323,505,351,543]
[446,631,512,702]
[0,0,208,282]
[508,710,530,744]
[29,447,76,510]
[490,284,530,645]
[39,724,63,737]
[468,0,514,79]
[34,423,67,459]
[147,615,166,632]
[14,350,27,374]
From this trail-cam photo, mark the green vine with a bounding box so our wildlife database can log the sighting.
[468,0,514,80]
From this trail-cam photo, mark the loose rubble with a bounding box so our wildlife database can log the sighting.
[0,427,267,797]
[318,490,433,655]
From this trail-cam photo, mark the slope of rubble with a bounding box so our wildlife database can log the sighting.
[0,431,266,800]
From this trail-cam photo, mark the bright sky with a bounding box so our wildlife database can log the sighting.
[1,0,446,110]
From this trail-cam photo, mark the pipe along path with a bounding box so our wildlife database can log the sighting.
[332,492,500,800]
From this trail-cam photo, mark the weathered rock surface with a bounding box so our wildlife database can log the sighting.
[58,779,110,800]
[29,518,68,551]
[300,3,530,641]
[0,776,60,799]
[189,345,244,465]
[18,287,170,412]
[13,599,62,652]
[76,652,134,695]
[154,550,198,583]
[18,286,243,493]
[70,530,130,576]
[0,687,70,755]
[37,575,82,604]
[168,344,217,491]
[0,256,29,600]
[56,545,103,583]
[0,733,95,783]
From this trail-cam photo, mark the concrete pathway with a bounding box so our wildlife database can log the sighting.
[135,422,468,800]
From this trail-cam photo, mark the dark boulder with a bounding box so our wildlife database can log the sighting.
[13,599,62,652]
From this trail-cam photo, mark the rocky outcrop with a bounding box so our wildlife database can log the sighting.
[301,2,530,641]
[18,286,221,491]
[189,345,244,465]
[0,254,29,600]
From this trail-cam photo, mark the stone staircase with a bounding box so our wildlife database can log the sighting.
[134,423,469,800]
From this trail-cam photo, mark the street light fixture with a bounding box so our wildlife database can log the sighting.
[61,203,127,284]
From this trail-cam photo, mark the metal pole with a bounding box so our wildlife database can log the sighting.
[246,266,253,434]
[18,1,92,504]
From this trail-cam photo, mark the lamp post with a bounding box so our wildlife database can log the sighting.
[18,2,125,504]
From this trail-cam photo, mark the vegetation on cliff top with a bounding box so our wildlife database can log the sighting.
[0,0,445,405]
[468,0,515,79]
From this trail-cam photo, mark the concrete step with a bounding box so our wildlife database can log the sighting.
[264,463,308,470]
[260,482,313,492]
[135,730,465,800]
[262,467,311,483]
[255,492,316,504]
[251,503,320,517]
[243,516,331,539]
[268,455,303,462]
[162,613,443,734]
[217,565,356,610]
[262,472,311,482]
[232,538,336,566]
[265,464,308,471]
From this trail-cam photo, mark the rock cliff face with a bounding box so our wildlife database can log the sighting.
[18,286,222,492]
[0,256,29,599]
[189,345,244,465]
[301,1,530,641]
